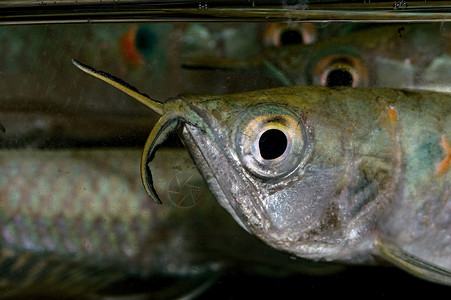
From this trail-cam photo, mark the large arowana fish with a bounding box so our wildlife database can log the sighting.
[73,59,451,286]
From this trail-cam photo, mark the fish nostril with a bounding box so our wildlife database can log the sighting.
[259,129,287,160]
[280,29,304,45]
[326,69,354,87]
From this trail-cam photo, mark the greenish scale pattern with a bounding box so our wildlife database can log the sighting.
[0,148,319,297]
[0,149,158,296]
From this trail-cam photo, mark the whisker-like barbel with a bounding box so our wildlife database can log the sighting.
[72,59,209,206]
[72,59,168,204]
[72,59,164,115]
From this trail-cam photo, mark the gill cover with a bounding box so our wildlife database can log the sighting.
[72,59,200,205]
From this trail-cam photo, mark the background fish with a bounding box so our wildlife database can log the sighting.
[0,22,282,149]
[74,59,451,286]
[4,23,451,150]
[184,23,451,92]
[264,23,451,90]
[0,147,338,298]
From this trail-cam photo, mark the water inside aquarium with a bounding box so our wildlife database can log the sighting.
[1,1,451,298]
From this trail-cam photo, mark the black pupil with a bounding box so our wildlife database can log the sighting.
[259,129,288,160]
[280,30,303,45]
[326,69,354,87]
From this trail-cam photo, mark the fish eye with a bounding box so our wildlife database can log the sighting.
[263,23,317,47]
[326,69,354,87]
[312,54,368,87]
[259,128,288,160]
[234,104,307,179]
[280,29,303,45]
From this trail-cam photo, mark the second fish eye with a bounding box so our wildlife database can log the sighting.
[312,54,368,87]
[279,29,304,45]
[263,23,317,47]
[325,68,354,87]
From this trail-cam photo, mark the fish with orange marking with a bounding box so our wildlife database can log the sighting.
[73,59,451,287]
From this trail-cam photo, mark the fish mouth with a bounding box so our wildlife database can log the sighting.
[142,102,272,236]
[179,123,271,235]
[139,97,208,205]
[140,113,183,204]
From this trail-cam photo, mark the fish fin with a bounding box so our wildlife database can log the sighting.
[0,250,124,298]
[181,56,252,70]
[375,239,451,286]
[170,275,219,300]
[72,59,164,115]
[141,114,181,204]
[90,272,220,300]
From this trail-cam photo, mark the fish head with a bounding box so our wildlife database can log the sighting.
[165,87,394,263]
[175,93,313,235]
[73,60,395,263]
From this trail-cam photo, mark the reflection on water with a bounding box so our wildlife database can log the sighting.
[3,1,451,24]
[3,22,451,148]
[0,20,451,298]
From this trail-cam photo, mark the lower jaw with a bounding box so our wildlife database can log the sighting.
[180,124,251,232]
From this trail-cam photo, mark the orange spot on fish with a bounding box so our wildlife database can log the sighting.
[388,105,398,123]
[120,25,144,66]
[437,135,451,176]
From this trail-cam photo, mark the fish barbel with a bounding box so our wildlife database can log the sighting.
[73,59,451,285]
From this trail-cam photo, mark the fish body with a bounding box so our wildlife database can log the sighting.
[0,148,200,297]
[181,86,451,284]
[73,59,451,285]
[177,87,451,265]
